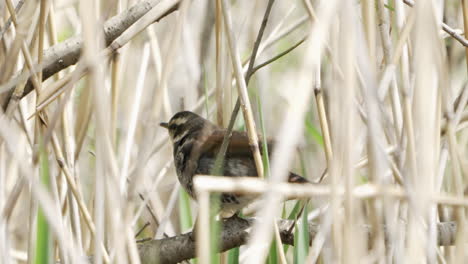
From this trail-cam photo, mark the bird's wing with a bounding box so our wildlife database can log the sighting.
[196,129,309,182]
[199,129,274,157]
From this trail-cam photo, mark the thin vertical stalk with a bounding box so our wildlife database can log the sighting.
[462,0,468,75]
[361,0,376,64]
[34,140,51,264]
[339,1,361,263]
[48,3,82,250]
[80,0,111,261]
[246,1,339,263]
[196,190,210,263]
[303,0,333,172]
[215,0,223,126]
[452,1,468,261]
[407,1,440,262]
[111,52,121,148]
[216,0,277,178]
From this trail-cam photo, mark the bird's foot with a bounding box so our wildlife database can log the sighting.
[189,230,196,242]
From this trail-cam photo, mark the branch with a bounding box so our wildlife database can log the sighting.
[403,0,468,47]
[135,217,457,264]
[213,0,276,175]
[249,36,306,76]
[1,0,179,110]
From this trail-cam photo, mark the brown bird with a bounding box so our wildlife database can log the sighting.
[160,111,308,218]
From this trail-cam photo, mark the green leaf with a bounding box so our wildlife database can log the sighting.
[267,238,279,264]
[283,200,304,254]
[257,94,271,178]
[258,94,284,262]
[209,194,221,264]
[293,205,309,264]
[304,117,324,147]
[226,247,239,264]
[384,3,395,12]
[35,139,51,264]
[287,200,304,220]
[179,189,193,232]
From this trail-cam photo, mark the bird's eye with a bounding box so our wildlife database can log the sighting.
[169,124,177,130]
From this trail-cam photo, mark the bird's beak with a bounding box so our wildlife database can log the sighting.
[160,122,169,129]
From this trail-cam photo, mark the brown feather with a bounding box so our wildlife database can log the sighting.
[199,129,274,157]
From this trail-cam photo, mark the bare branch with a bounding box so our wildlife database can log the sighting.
[134,217,457,264]
[1,0,179,110]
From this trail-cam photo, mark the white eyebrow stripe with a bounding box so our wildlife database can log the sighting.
[171,117,188,126]
[172,129,189,143]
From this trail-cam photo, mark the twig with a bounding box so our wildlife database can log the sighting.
[249,36,307,76]
[403,0,468,47]
[245,1,338,261]
[0,0,25,40]
[135,222,151,238]
[376,0,403,139]
[213,0,276,177]
[3,0,42,116]
[302,0,334,179]
[1,0,179,111]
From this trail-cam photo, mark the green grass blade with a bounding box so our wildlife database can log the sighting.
[267,238,279,264]
[293,204,309,264]
[179,188,194,263]
[226,247,239,264]
[35,140,51,264]
[304,116,324,147]
[179,189,193,232]
[258,92,281,264]
[257,94,271,179]
[209,194,221,264]
[283,200,304,254]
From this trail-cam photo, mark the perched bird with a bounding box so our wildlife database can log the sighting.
[160,111,308,218]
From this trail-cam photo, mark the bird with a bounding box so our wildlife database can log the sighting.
[160,111,309,218]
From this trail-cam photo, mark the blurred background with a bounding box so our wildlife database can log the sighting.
[0,0,467,263]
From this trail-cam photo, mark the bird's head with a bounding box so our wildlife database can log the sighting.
[160,111,213,144]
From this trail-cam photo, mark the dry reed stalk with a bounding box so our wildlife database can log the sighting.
[80,0,111,261]
[335,1,363,262]
[3,0,42,116]
[406,1,441,262]
[148,0,186,120]
[2,0,468,263]
[194,176,468,208]
[245,1,339,263]
[0,115,81,262]
[196,189,211,263]
[215,0,223,126]
[303,0,333,178]
[111,52,121,147]
[220,0,264,178]
[120,44,150,193]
